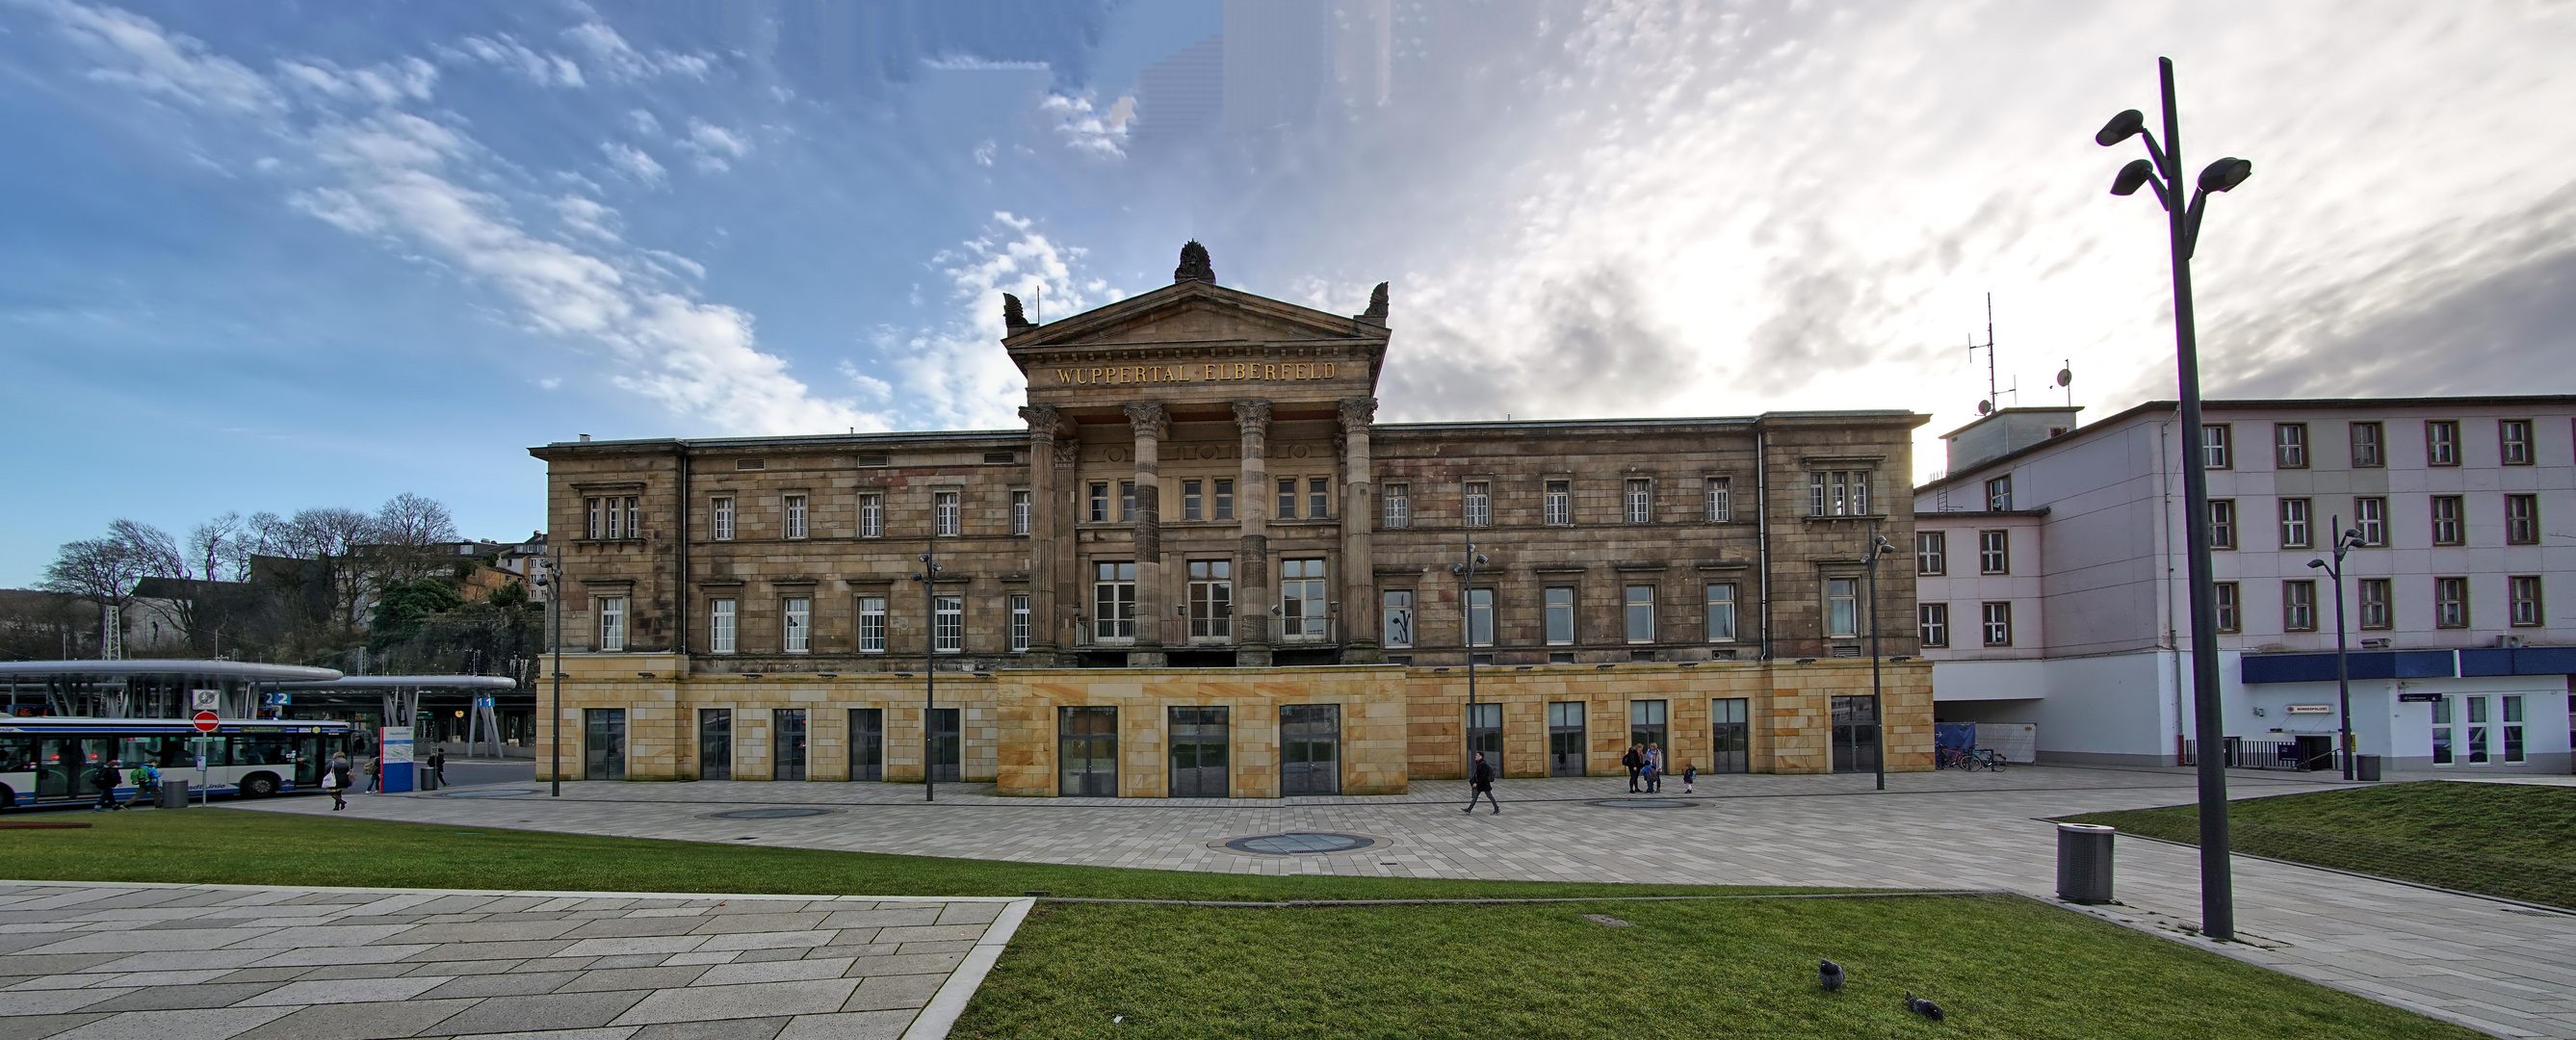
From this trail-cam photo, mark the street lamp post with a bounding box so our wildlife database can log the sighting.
[1451,538,1489,774]
[2308,518,2365,780]
[2098,56,2254,941]
[912,547,942,802]
[534,552,564,798]
[1862,527,1894,792]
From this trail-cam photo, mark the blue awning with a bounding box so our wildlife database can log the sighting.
[2460,646,2576,678]
[2241,650,2458,685]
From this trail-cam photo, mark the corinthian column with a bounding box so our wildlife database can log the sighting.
[1125,403,1169,667]
[1234,401,1273,667]
[1018,404,1068,665]
[1339,398,1381,664]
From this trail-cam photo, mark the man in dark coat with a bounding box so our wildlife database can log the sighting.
[1623,744,1644,793]
[1464,752,1498,814]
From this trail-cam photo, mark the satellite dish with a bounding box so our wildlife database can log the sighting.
[1977,400,1994,415]
[2057,363,2073,388]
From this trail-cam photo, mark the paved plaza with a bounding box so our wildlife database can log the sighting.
[0,881,1029,1040]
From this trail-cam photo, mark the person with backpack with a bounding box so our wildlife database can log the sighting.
[1645,742,1665,793]
[91,759,126,811]
[1623,744,1644,793]
[324,753,352,811]
[1463,751,1499,815]
[1681,761,1698,794]
[130,762,160,805]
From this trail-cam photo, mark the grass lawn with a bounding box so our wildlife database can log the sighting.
[2061,780,2576,910]
[5,808,2486,1040]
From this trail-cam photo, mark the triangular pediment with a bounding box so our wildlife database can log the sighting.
[1004,279,1381,353]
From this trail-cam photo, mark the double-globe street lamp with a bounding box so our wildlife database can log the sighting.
[2307,519,2367,780]
[1452,539,1490,774]
[911,547,943,803]
[532,552,564,798]
[1862,528,1895,793]
[2098,56,2254,941]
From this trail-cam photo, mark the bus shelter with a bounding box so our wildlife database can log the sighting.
[269,675,520,759]
[0,660,341,719]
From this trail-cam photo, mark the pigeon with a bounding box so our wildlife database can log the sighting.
[1906,992,1946,1022]
[1818,959,1844,992]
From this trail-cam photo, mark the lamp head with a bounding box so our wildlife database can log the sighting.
[1450,564,1467,576]
[2095,109,2146,146]
[2345,529,2363,543]
[2307,559,2325,570]
[2111,159,2156,196]
[1474,554,1489,565]
[917,553,931,563]
[2198,157,2252,193]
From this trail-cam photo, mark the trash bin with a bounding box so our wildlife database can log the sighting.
[2056,822,2115,904]
[2355,754,2381,782]
[157,780,189,809]
[422,768,438,792]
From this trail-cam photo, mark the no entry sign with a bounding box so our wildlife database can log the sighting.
[192,711,221,733]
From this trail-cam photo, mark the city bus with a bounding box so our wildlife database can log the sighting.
[0,717,354,808]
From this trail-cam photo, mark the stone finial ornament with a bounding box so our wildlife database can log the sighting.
[1174,241,1215,284]
[1363,282,1389,321]
[1002,292,1030,327]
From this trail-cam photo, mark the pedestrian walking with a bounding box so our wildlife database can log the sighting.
[91,759,126,811]
[429,748,448,785]
[1623,744,1644,793]
[364,755,381,793]
[325,753,351,810]
[1463,752,1499,814]
[1682,762,1697,794]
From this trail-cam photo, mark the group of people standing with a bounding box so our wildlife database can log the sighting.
[1623,743,1695,794]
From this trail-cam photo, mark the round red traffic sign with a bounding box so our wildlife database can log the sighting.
[192,711,220,733]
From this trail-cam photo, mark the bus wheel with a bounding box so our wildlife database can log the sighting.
[241,773,280,798]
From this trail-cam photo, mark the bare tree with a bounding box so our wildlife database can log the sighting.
[190,512,248,583]
[39,532,155,658]
[371,493,462,584]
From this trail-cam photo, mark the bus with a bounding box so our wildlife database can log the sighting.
[0,717,355,808]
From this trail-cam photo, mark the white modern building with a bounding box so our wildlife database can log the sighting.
[1916,397,2575,772]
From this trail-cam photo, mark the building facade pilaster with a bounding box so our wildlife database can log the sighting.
[1234,400,1273,667]
[1018,404,1068,665]
[1125,403,1169,667]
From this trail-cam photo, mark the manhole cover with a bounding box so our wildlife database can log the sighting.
[706,808,835,819]
[1224,832,1378,855]
[437,789,538,798]
[1588,799,1700,809]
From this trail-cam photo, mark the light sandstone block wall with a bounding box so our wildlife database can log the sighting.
[994,666,1408,797]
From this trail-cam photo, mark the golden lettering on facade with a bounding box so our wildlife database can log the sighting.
[1046,361,1340,387]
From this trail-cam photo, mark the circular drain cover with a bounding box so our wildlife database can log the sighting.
[1225,832,1378,855]
[708,807,834,819]
[1589,799,1700,809]
[437,789,538,798]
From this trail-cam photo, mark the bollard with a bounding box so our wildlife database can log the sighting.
[2056,823,2115,903]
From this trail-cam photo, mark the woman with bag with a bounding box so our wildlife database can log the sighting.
[323,753,351,811]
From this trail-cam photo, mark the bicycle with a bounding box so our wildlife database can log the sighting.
[1935,746,1977,770]
[1969,748,2010,771]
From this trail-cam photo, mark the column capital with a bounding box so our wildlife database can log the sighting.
[1233,400,1272,434]
[1123,403,1169,440]
[1338,397,1377,432]
[1018,404,1071,440]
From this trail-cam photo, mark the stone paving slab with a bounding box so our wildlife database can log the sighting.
[0,883,1031,1040]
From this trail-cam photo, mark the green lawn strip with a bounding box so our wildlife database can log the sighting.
[2060,780,2576,910]
[954,895,2483,1040]
[4,809,1845,902]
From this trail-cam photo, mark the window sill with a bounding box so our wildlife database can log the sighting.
[1801,513,1890,523]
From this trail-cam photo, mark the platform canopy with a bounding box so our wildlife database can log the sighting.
[0,660,342,682]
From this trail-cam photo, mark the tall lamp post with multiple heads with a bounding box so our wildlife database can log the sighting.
[533,552,564,798]
[2098,56,2254,942]
[1451,539,1489,773]
[1862,527,1895,793]
[2308,518,2366,780]
[911,547,942,803]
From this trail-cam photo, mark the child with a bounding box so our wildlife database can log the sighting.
[1682,761,1698,794]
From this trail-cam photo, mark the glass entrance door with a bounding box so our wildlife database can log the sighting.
[1628,700,1668,763]
[1830,695,1879,773]
[2465,696,2490,765]
[1548,702,1585,776]
[1058,706,1117,796]
[849,709,883,781]
[1467,702,1502,776]
[773,709,807,781]
[927,708,961,782]
[585,709,626,781]
[1168,706,1229,797]
[698,709,731,781]
[1710,698,1750,773]
[1281,704,1340,794]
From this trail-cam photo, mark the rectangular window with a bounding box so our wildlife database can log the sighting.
[1382,483,1409,528]
[2282,580,2316,632]
[586,497,603,540]
[712,497,736,541]
[1903,602,1945,653]
[1916,532,1947,576]
[933,596,962,652]
[1981,601,2012,646]
[1544,481,1572,526]
[1979,530,2010,575]
[709,599,737,654]
[1808,471,1872,516]
[1626,479,1652,524]
[2209,499,2237,550]
[1183,480,1204,522]
[624,497,640,538]
[1705,584,1738,642]
[1986,475,2013,511]
[1466,586,1495,647]
[2355,497,2386,547]
[1282,559,1329,639]
[1826,578,1859,637]
[2507,494,2539,545]
[1012,490,1031,534]
[1464,481,1491,528]
[1009,593,1032,651]
[1277,478,1298,519]
[2435,577,2469,628]
[859,493,883,538]
[2433,695,2454,765]
[2202,424,2232,469]
[1544,587,1575,645]
[2432,496,2464,546]
[1626,585,1656,643]
[598,596,627,652]
[783,597,811,653]
[2274,423,2308,468]
[2278,498,2311,549]
[2511,576,2544,628]
[858,596,888,652]
[1121,481,1137,522]
[2427,420,2459,466]
[1088,482,1109,523]
[1310,478,1331,519]
[2215,582,2241,634]
[587,496,640,540]
[1213,479,1235,520]
[2505,694,2527,764]
[1094,561,1136,641]
[2501,419,2535,465]
[783,495,808,540]
[1382,590,1414,648]
[1705,476,1731,522]
[2350,421,2384,467]
[934,491,961,536]
[2357,580,2390,630]
[1187,559,1233,639]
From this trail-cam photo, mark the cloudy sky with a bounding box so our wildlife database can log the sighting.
[4,0,2571,586]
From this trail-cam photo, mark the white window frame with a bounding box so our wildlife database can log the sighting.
[1544,481,1572,526]
[934,490,962,537]
[858,596,888,653]
[2357,579,2391,630]
[1826,579,1858,638]
[1383,483,1409,529]
[1705,584,1737,642]
[1282,559,1329,639]
[783,597,812,653]
[1276,478,1297,520]
[712,497,736,541]
[1917,603,1947,648]
[2510,576,2543,628]
[2433,496,2464,546]
[2355,496,2385,547]
[586,497,604,540]
[598,595,628,652]
[1978,530,2009,575]
[1213,479,1235,520]
[1464,481,1491,528]
[1808,471,1871,517]
[1187,559,1233,640]
[1121,481,1137,523]
[1981,601,2012,646]
[2202,424,2232,469]
[1309,478,1331,520]
[2435,577,2468,628]
[2507,495,2539,545]
[1381,589,1414,648]
[1011,490,1031,535]
[2350,421,2384,467]
[1916,532,1946,576]
[1009,593,1032,651]
[1545,586,1575,645]
[1094,562,1136,642]
[2501,419,2535,465]
[1183,480,1204,522]
[1986,475,2012,511]
[2209,500,2237,550]
[1704,476,1730,523]
[2282,580,2316,632]
[1088,482,1110,523]
[2275,423,2308,468]
[783,495,808,540]
[2215,582,2241,633]
[2279,498,2311,550]
[2426,420,2459,466]
[709,598,737,654]
[933,595,963,653]
[859,493,883,539]
[1625,585,1655,643]
[1465,586,1495,647]
[1625,479,1652,525]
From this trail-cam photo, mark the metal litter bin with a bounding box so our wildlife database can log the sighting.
[2355,754,2381,782]
[157,780,189,809]
[2056,823,2115,904]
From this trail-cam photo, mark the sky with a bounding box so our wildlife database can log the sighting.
[4,0,2571,587]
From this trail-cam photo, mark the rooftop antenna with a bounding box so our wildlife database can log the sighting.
[1967,293,2000,415]
[1031,285,1041,325]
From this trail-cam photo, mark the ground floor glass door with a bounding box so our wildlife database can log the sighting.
[1629,700,1668,764]
[698,709,731,781]
[1829,695,1879,773]
[1059,706,1116,796]
[585,708,626,781]
[1467,702,1502,775]
[1710,697,1750,774]
[1548,702,1585,776]
[773,709,807,781]
[1281,704,1340,794]
[927,708,961,783]
[849,709,883,781]
[1169,707,1228,797]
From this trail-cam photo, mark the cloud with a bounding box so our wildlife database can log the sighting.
[38,0,279,114]
[439,34,585,88]
[561,17,713,82]
[868,213,1125,430]
[599,142,665,185]
[274,57,436,106]
[678,118,749,173]
[1038,91,1129,158]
